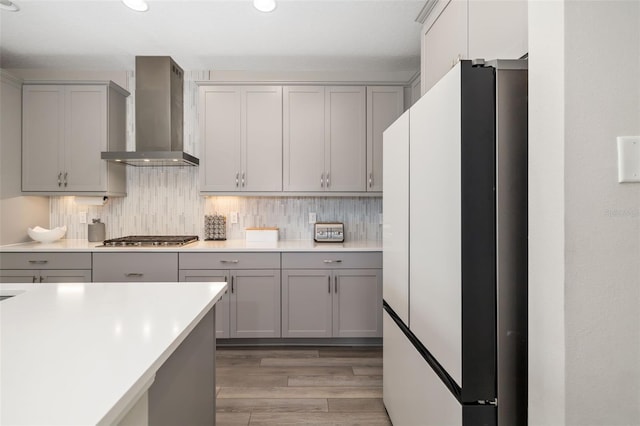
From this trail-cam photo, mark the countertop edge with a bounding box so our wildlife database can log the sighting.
[0,239,382,253]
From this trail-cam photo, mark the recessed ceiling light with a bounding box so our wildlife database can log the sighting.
[253,0,276,13]
[0,0,19,12]
[122,0,148,12]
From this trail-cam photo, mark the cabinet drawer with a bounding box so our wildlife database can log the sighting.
[93,252,178,282]
[0,252,91,270]
[179,252,280,270]
[282,252,382,269]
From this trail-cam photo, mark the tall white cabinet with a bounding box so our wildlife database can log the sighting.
[22,82,128,195]
[199,85,283,192]
[420,0,528,94]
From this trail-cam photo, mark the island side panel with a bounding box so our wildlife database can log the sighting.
[148,306,216,426]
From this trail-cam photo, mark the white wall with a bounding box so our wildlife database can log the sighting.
[529,1,640,425]
[0,71,49,245]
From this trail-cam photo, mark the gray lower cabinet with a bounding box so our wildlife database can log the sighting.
[179,269,230,339]
[92,252,178,282]
[0,252,92,283]
[179,253,281,338]
[281,252,383,338]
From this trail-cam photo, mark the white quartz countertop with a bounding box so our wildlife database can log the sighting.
[0,239,382,252]
[0,281,227,426]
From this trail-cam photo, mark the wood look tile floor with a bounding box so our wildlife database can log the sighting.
[216,346,390,426]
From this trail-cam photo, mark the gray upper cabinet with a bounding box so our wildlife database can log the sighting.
[22,82,128,196]
[283,86,366,193]
[199,85,283,193]
[366,86,404,192]
[283,86,325,192]
[325,86,366,192]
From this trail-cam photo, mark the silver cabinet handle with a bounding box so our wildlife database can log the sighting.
[58,172,62,187]
[320,173,324,188]
[63,172,68,187]
[125,273,144,278]
[231,275,234,293]
[39,276,45,283]
[328,275,331,293]
[335,276,338,293]
[369,172,373,187]
[241,172,245,187]
[326,172,330,188]
[28,260,48,264]
[220,260,239,264]
[32,275,37,283]
[323,259,342,263]
[235,172,239,187]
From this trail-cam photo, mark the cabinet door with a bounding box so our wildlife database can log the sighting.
[333,269,382,338]
[179,269,231,339]
[283,86,325,191]
[64,86,108,192]
[22,85,65,192]
[230,269,281,338]
[242,86,283,191]
[422,0,467,94]
[40,269,92,283]
[199,86,242,191]
[366,86,404,192]
[383,311,462,426]
[325,86,366,192]
[281,269,332,338]
[0,270,38,283]
[92,253,178,282]
[468,0,528,61]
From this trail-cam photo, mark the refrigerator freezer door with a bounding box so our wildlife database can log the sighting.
[383,311,462,426]
[382,110,411,325]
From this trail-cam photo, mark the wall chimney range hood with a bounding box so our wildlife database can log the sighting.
[101,56,199,166]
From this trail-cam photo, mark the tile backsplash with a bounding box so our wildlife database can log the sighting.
[50,168,382,241]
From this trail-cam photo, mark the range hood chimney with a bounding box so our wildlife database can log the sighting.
[101,56,199,166]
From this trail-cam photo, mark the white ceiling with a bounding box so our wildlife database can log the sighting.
[0,0,424,73]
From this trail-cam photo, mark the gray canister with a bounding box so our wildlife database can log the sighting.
[88,218,106,242]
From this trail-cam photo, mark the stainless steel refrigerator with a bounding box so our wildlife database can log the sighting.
[382,59,528,425]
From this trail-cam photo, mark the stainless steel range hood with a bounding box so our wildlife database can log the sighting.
[101,56,199,166]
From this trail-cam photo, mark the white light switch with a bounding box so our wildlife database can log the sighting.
[617,136,640,183]
[230,212,238,224]
[79,212,87,224]
[309,212,317,224]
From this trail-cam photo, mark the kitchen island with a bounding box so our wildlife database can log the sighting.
[0,281,227,426]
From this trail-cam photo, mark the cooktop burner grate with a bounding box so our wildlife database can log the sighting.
[102,235,199,247]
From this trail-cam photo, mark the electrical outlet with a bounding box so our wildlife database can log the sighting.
[79,212,87,224]
[230,212,238,224]
[309,212,317,224]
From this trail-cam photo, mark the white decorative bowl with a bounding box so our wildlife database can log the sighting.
[27,226,67,243]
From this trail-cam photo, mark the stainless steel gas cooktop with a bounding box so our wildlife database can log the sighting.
[101,235,199,247]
